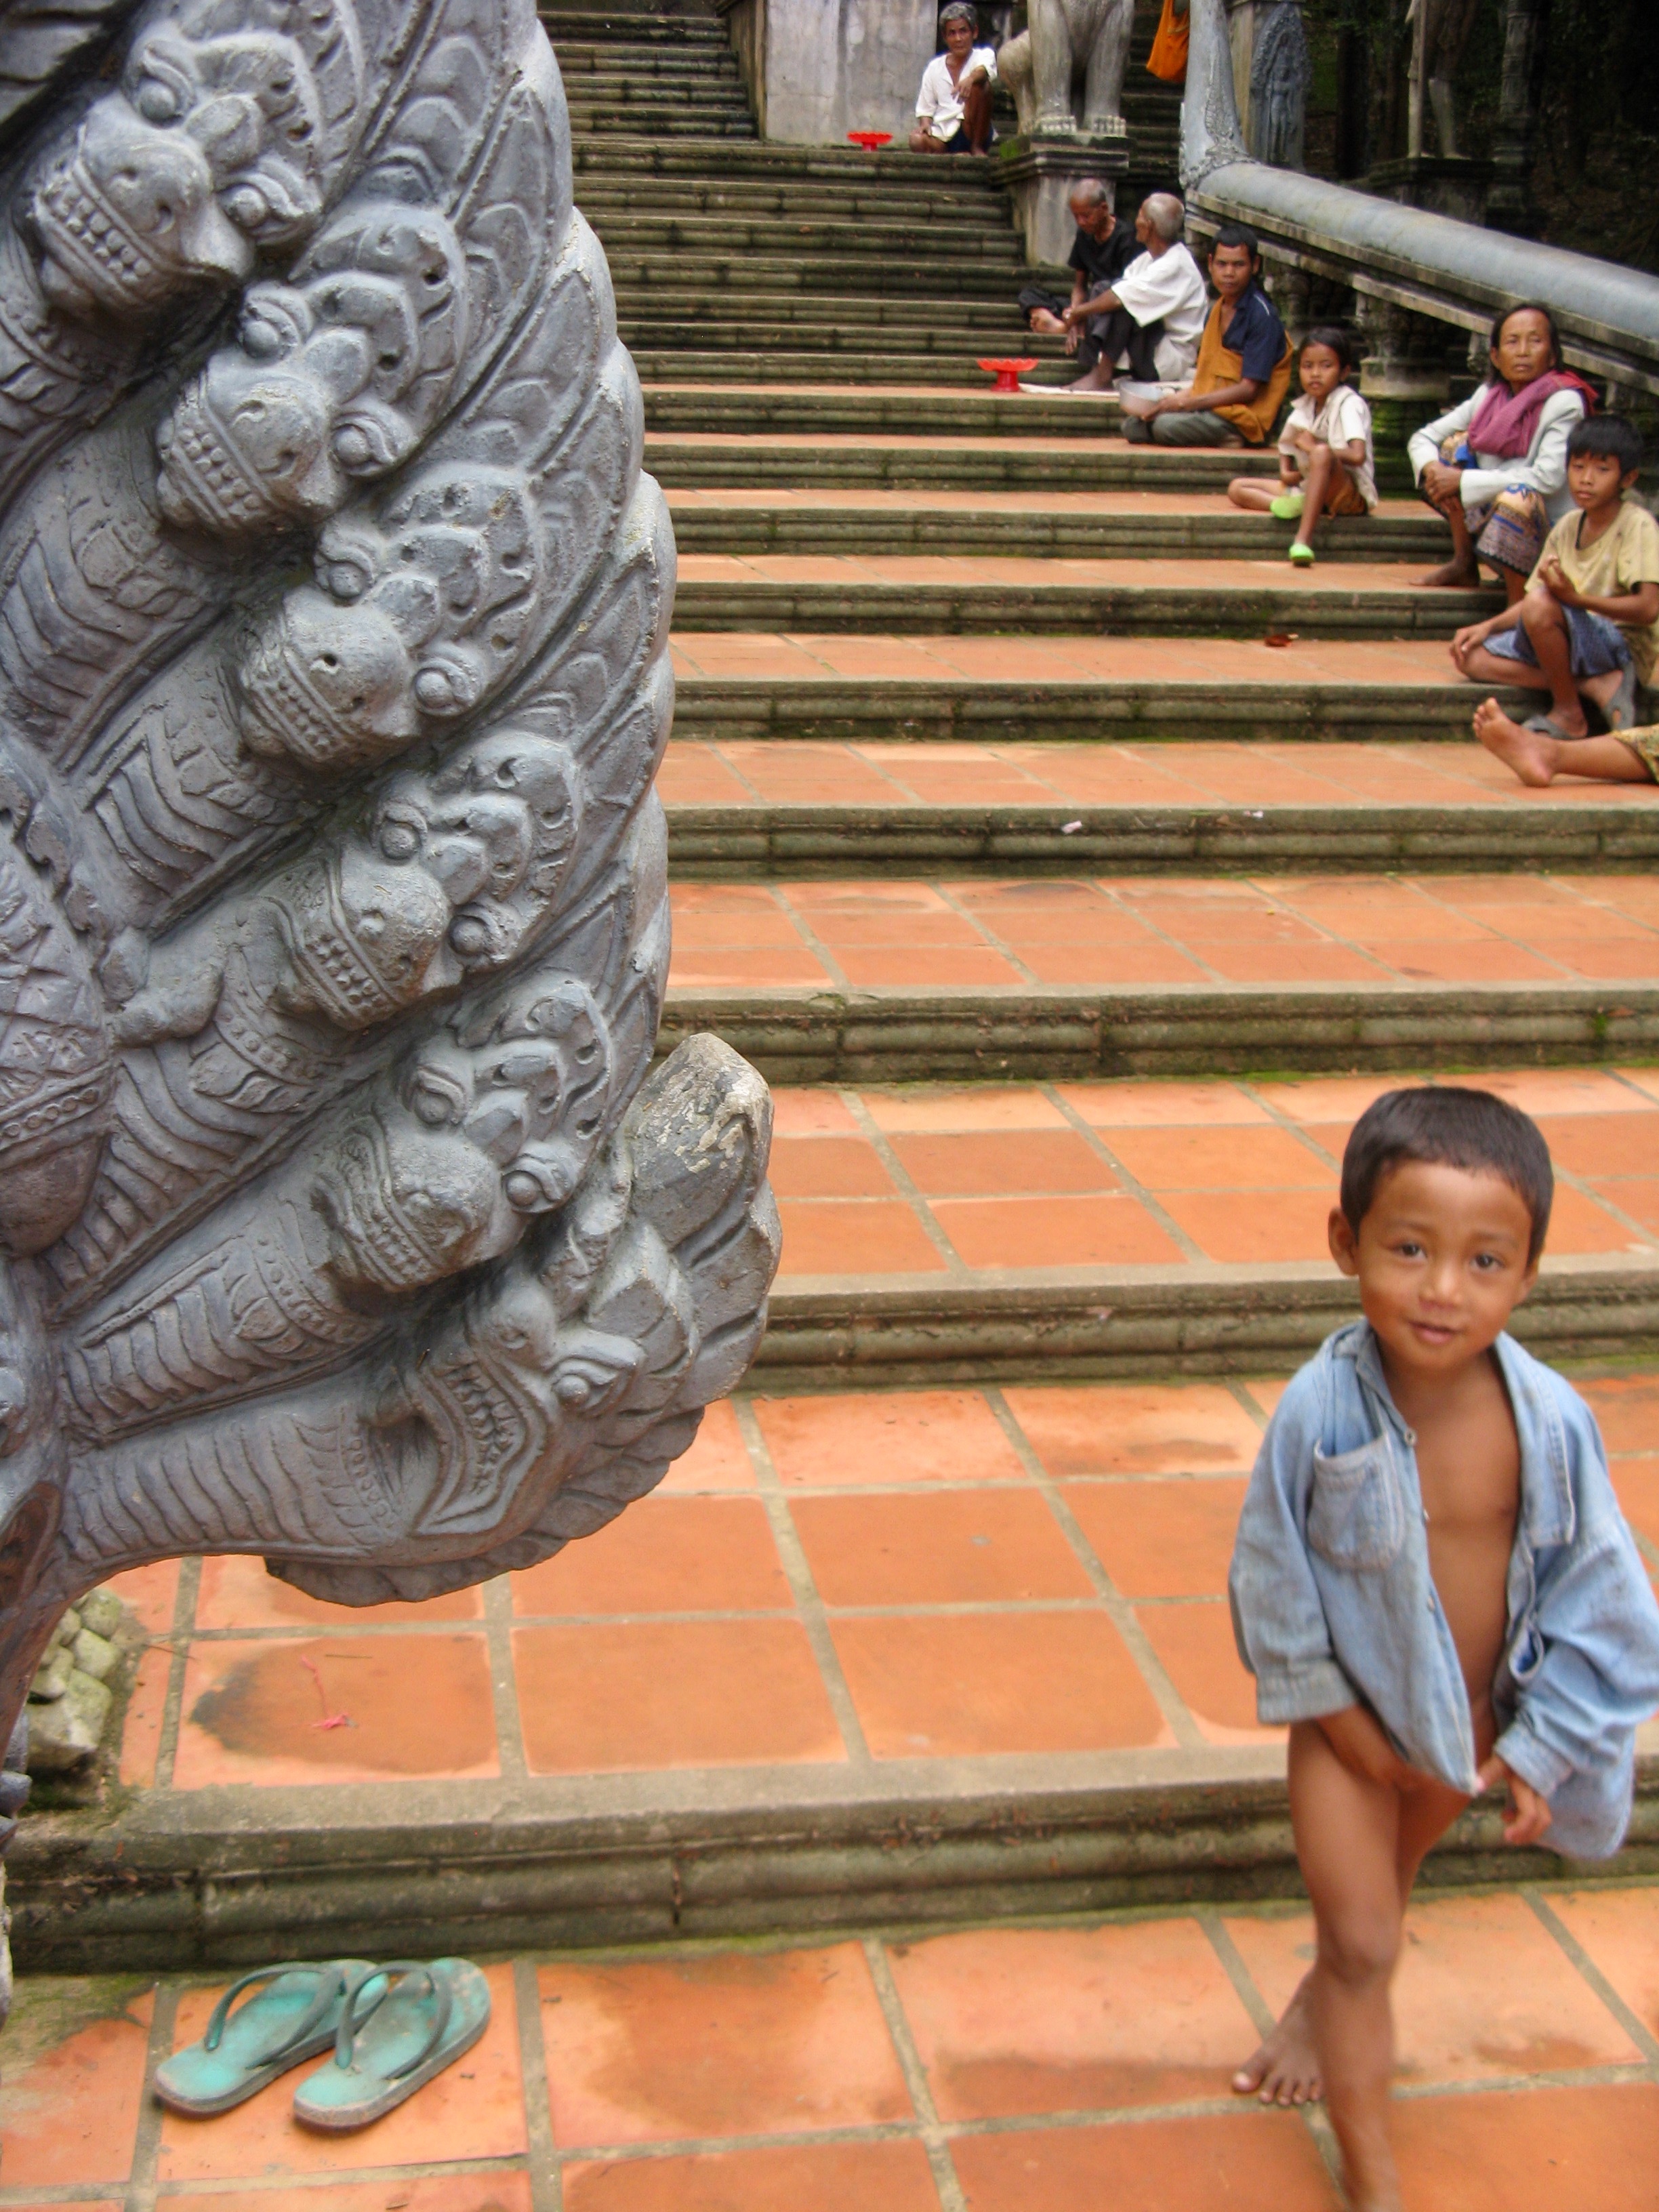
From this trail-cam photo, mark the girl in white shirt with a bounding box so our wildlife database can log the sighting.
[911,3,996,153]
[1228,325,1375,566]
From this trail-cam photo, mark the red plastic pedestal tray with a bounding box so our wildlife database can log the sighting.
[977,357,1039,393]
[846,130,892,151]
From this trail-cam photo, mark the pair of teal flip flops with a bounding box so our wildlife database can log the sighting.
[153,1957,491,2131]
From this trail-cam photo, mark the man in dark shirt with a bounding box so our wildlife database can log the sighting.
[1120,222,1293,446]
[1019,182,1145,381]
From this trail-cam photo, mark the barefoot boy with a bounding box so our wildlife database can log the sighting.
[1449,414,1659,740]
[1229,1086,1659,2212]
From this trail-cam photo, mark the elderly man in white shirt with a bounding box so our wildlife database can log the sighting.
[1057,192,1209,396]
[910,2,996,155]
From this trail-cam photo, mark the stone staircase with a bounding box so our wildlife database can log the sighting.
[18,1,1659,1978]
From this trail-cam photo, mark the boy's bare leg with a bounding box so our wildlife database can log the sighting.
[1515,590,1589,733]
[1456,643,1549,694]
[1475,697,1654,785]
[1419,497,1480,588]
[1227,478,1280,511]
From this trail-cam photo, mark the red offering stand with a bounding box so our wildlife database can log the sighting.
[846,130,892,150]
[977,357,1039,393]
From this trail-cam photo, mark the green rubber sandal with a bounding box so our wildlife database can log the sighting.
[153,1959,377,2116]
[292,1959,491,2132]
[1287,540,1316,565]
[1269,489,1305,520]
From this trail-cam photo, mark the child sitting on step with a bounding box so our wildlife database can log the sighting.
[1225,325,1375,565]
[1454,413,1659,752]
[1229,1085,1659,2212]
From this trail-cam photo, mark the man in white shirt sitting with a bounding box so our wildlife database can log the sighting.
[910,3,996,155]
[1057,192,1209,395]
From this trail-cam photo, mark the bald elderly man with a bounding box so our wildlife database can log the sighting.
[1052,190,1209,395]
[1019,181,1146,381]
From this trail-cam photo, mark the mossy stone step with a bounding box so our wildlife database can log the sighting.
[641,387,1132,434]
[617,299,1045,335]
[670,572,1498,639]
[606,252,1025,295]
[626,327,1056,363]
[539,12,729,41]
[592,216,1025,256]
[572,141,1012,184]
[665,799,1659,880]
[667,673,1504,747]
[567,111,758,135]
[659,980,1659,1087]
[644,435,1277,491]
[578,181,1017,222]
[665,501,1447,560]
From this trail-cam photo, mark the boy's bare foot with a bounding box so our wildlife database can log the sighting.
[1027,308,1067,334]
[1418,554,1480,589]
[1474,696,1560,784]
[1232,1973,1322,2105]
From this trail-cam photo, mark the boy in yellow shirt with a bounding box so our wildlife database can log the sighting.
[1452,415,1659,746]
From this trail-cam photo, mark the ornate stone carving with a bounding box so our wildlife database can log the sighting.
[996,0,1136,138]
[0,0,778,2014]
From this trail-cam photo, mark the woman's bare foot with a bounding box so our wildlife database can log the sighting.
[1232,1973,1322,2105]
[1474,696,1560,785]
[1418,554,1481,588]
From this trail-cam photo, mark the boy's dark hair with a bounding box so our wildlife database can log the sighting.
[1485,300,1564,380]
[1340,1086,1553,1265]
[1568,411,1643,479]
[1301,323,1357,380]
[1210,222,1261,264]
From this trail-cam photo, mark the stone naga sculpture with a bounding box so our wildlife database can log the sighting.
[997,0,1136,137]
[0,0,779,2007]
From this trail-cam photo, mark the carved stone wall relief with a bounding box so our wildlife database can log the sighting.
[0,0,780,1965]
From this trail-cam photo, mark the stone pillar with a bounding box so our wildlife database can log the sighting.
[1486,0,1549,237]
[1259,261,1313,349]
[1226,0,1309,168]
[1355,292,1451,492]
[720,0,938,146]
[1000,136,1131,267]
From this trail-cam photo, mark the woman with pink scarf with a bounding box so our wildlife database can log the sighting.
[1409,302,1597,601]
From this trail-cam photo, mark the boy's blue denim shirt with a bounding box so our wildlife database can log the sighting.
[1229,1319,1659,1859]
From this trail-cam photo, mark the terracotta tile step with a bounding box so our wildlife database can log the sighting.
[26,1896,1659,2211]
[657,738,1659,862]
[23,1887,1659,2201]
[666,489,1447,560]
[669,556,1500,638]
[18,1345,1659,1963]
[667,633,1521,744]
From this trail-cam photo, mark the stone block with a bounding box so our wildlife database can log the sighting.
[25,1671,111,1774]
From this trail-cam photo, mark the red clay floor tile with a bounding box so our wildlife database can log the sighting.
[1134,1601,1274,1742]
[117,1639,171,1788]
[538,1944,913,2147]
[158,2179,532,2211]
[1156,1187,1338,1265]
[654,1396,757,1494]
[0,1983,152,2188]
[1225,1891,1641,2085]
[754,1390,1029,1488]
[777,1197,947,1277]
[792,1490,1094,1606]
[1004,1382,1263,1477]
[886,1918,1261,2118]
[564,2140,944,2212]
[949,2110,1338,2211]
[886,1128,1115,1197]
[832,1611,1172,1757]
[104,1557,180,1635]
[932,1193,1185,1270]
[1064,1477,1248,1598]
[1578,1373,1659,1453]
[194,1553,483,1631]
[510,1496,792,1616]
[514,1618,845,1771]
[769,1133,897,1197]
[172,1633,497,1789]
[1391,2082,1659,2212]
[157,1963,523,2182]
[1549,1884,1659,2039]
